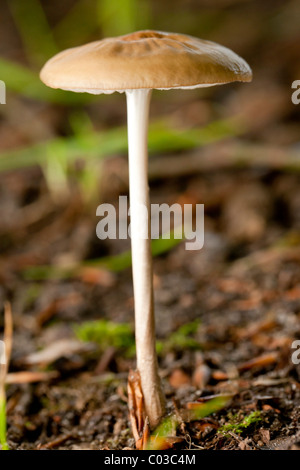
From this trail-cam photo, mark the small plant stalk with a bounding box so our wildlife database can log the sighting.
[0,303,13,451]
[126,89,165,428]
[0,381,9,451]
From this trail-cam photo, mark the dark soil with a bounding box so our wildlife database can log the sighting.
[1,167,300,450]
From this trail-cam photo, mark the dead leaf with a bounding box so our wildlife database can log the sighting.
[283,286,300,300]
[238,352,278,372]
[236,317,277,340]
[239,438,252,450]
[136,417,150,450]
[36,293,82,328]
[212,370,228,381]
[169,368,191,388]
[262,404,281,413]
[77,267,116,287]
[22,339,93,366]
[259,428,270,444]
[192,363,211,389]
[94,346,116,374]
[127,370,145,444]
[231,296,262,311]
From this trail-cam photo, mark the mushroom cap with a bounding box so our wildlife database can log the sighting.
[40,30,252,94]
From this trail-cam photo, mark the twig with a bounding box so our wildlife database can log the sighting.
[5,370,59,384]
[3,302,13,376]
[37,432,74,450]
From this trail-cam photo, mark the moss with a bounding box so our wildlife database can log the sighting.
[75,318,201,357]
[74,319,134,353]
[218,411,262,436]
[163,320,201,352]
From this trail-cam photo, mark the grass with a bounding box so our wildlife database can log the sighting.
[23,229,184,281]
[0,117,240,174]
[148,395,231,450]
[0,396,9,451]
[0,304,13,451]
[98,0,151,37]
[0,2,243,210]
[0,0,151,104]
[0,58,92,105]
[9,0,58,67]
[0,339,9,450]
[54,0,100,49]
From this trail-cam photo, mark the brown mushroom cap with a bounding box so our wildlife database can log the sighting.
[40,30,252,94]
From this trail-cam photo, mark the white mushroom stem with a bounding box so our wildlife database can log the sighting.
[126,89,165,428]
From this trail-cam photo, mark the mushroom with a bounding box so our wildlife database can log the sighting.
[40,30,252,428]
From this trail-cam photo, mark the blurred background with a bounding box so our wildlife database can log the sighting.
[0,0,300,450]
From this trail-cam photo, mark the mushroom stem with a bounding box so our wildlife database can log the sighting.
[126,89,165,428]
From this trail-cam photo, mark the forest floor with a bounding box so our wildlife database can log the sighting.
[1,162,300,450]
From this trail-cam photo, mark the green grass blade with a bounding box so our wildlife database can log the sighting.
[54,0,99,49]
[98,0,139,37]
[23,232,183,281]
[147,395,231,450]
[9,0,58,67]
[0,396,9,450]
[0,118,240,173]
[0,58,92,104]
